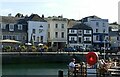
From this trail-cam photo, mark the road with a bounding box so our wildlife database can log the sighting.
[1,51,100,55]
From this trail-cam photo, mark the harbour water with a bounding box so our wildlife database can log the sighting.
[2,53,120,77]
[2,63,68,76]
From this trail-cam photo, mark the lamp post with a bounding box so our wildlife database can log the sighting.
[104,39,106,60]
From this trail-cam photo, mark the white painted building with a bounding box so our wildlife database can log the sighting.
[27,14,48,44]
[46,16,68,48]
[82,16,109,48]
[109,23,120,49]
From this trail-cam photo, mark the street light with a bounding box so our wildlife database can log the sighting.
[104,39,106,60]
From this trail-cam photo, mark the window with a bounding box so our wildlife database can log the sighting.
[0,23,1,29]
[33,35,35,41]
[86,30,90,33]
[55,24,58,28]
[103,23,105,27]
[96,36,99,41]
[32,29,35,34]
[9,24,14,31]
[16,36,19,40]
[2,24,6,29]
[103,29,105,33]
[71,37,75,41]
[13,36,16,40]
[78,30,82,34]
[40,25,43,28]
[37,36,39,42]
[96,22,99,26]
[61,32,64,38]
[17,35,21,40]
[18,24,22,30]
[41,36,43,42]
[55,32,58,38]
[96,29,98,33]
[79,37,82,43]
[71,30,74,33]
[48,32,50,38]
[106,37,109,40]
[86,38,90,41]
[69,30,71,33]
[48,24,50,28]
[61,24,64,29]
[117,36,119,41]
[3,36,6,39]
[23,36,26,40]
[39,29,43,33]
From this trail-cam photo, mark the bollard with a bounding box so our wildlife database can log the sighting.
[58,70,63,77]
[81,62,87,77]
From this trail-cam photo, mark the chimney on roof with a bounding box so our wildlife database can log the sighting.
[8,13,12,16]
[42,14,44,18]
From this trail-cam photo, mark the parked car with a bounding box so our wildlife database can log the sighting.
[75,47,83,52]
[63,47,77,52]
[101,47,111,51]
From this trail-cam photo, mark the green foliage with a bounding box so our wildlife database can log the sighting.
[31,46,37,52]
[20,45,27,52]
[4,46,11,52]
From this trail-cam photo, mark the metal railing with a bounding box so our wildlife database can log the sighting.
[68,62,120,77]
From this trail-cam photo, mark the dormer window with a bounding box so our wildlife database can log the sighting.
[2,24,6,29]
[18,24,22,30]
[9,24,14,31]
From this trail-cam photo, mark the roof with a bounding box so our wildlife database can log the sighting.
[83,15,101,19]
[28,14,47,22]
[72,23,92,30]
[0,14,47,24]
[109,22,120,25]
[109,31,119,36]
[46,16,67,21]
[17,18,28,25]
[81,15,101,22]
[0,16,19,23]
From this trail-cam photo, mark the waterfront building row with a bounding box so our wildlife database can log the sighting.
[0,14,120,50]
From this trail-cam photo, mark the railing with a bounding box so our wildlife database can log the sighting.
[68,63,120,77]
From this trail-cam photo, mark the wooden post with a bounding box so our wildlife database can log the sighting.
[58,70,63,77]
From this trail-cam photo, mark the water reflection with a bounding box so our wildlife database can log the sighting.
[2,63,68,75]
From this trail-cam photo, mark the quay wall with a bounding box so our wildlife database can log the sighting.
[2,53,119,64]
[2,54,86,64]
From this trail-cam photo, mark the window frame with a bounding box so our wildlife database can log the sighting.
[18,24,22,30]
[32,29,36,34]
[9,24,14,31]
[61,24,64,29]
[55,24,58,28]
[96,29,98,33]
[61,32,64,38]
[55,32,58,38]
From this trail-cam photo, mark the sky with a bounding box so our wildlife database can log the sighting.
[0,0,120,23]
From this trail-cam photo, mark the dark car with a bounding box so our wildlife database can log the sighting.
[63,47,77,52]
[74,46,86,52]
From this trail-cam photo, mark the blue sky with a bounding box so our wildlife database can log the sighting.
[0,0,120,23]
